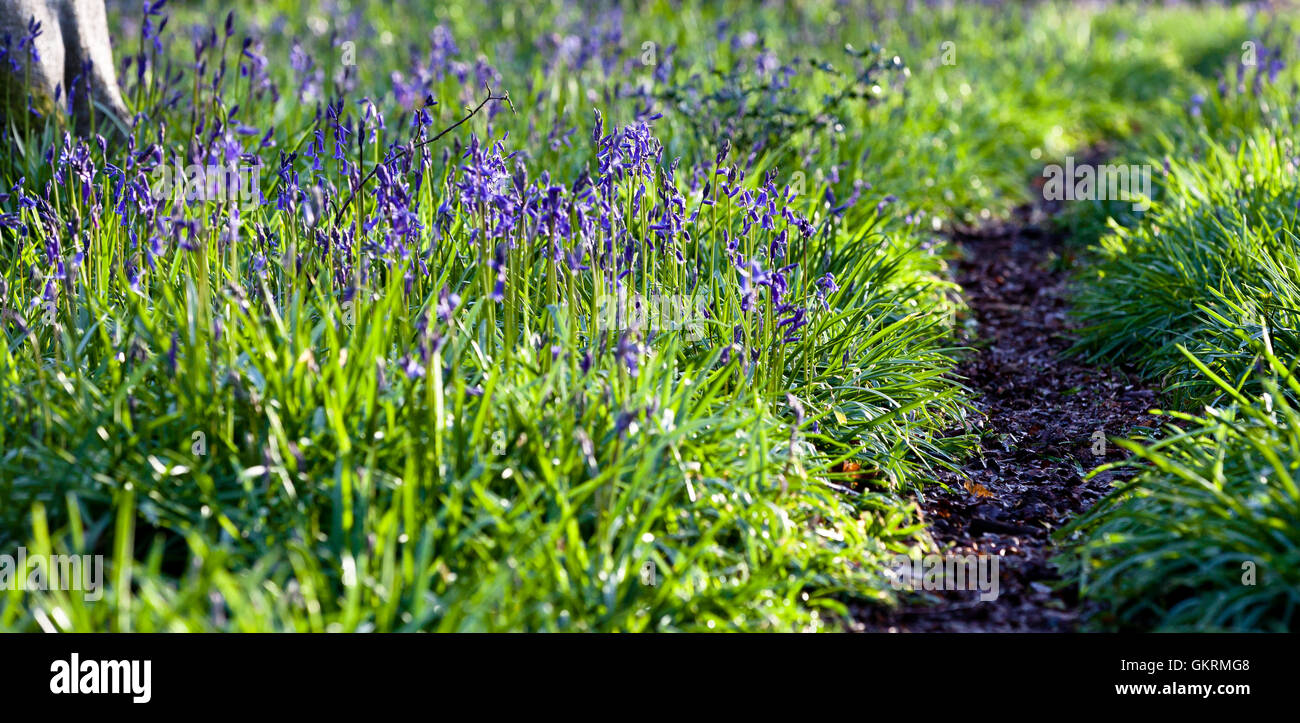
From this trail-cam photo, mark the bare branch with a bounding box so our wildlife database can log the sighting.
[332,85,512,225]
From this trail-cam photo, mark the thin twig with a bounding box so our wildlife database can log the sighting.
[331,84,513,224]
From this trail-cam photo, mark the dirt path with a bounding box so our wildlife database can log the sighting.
[856,211,1162,632]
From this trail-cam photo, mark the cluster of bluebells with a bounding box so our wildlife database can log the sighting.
[391,24,505,120]
[0,5,866,391]
[1179,42,1290,123]
[717,164,827,361]
[1210,41,1290,107]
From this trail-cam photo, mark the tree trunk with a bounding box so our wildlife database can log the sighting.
[0,0,129,135]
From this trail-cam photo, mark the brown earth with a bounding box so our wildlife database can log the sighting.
[855,211,1163,632]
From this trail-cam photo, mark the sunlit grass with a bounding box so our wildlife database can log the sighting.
[0,0,1275,630]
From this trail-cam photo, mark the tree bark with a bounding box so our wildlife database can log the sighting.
[0,0,129,134]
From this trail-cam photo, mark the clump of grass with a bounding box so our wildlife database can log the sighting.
[1059,337,1300,632]
[1070,125,1300,407]
[1,1,980,631]
[1062,26,1300,630]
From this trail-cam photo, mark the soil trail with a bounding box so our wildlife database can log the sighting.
[857,212,1161,632]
